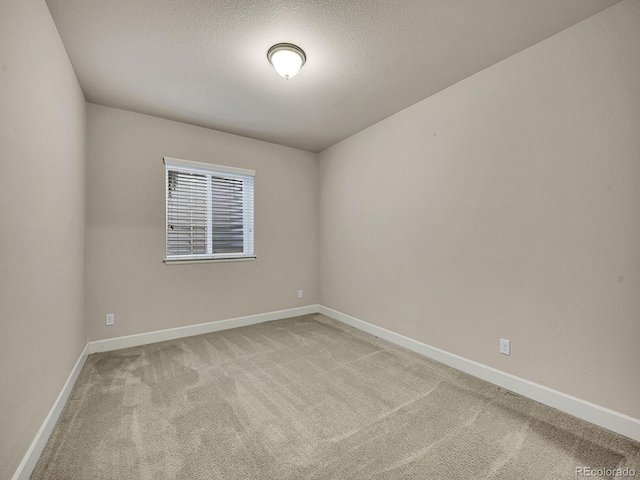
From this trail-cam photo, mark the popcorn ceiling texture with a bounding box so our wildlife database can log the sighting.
[44,0,618,152]
[32,315,639,479]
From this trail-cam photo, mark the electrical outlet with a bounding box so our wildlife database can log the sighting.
[500,338,510,356]
[106,313,115,326]
[298,290,303,299]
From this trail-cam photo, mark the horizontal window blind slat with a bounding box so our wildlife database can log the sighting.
[166,162,254,259]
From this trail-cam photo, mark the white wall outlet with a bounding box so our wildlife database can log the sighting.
[298,290,303,299]
[500,338,510,356]
[106,313,115,326]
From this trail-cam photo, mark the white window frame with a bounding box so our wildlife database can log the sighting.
[163,157,256,264]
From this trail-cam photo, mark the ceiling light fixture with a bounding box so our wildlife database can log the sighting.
[267,43,306,79]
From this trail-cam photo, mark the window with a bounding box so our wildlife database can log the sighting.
[164,157,255,263]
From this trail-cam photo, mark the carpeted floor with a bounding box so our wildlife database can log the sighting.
[32,314,639,479]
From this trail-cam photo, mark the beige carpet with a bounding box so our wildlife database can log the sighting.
[32,314,639,479]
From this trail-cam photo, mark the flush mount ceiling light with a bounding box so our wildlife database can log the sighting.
[267,43,306,79]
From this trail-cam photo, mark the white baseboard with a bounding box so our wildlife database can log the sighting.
[13,305,319,479]
[12,344,89,480]
[14,303,639,480]
[318,305,640,443]
[87,305,320,354]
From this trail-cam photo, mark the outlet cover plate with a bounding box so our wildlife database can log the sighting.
[500,338,510,355]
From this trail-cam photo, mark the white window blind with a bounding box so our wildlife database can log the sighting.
[164,157,255,262]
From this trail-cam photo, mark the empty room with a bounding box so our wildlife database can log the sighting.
[1,0,639,479]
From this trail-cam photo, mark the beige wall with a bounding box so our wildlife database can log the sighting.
[2,2,638,475]
[86,104,318,341]
[0,0,87,477]
[319,0,640,419]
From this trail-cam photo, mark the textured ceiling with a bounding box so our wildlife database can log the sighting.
[46,0,620,152]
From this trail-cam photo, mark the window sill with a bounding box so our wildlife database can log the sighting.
[163,256,257,265]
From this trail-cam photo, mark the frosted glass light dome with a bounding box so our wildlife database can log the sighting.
[267,43,306,79]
